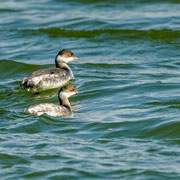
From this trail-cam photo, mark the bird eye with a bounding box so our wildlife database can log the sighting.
[68,53,72,57]
[70,89,74,92]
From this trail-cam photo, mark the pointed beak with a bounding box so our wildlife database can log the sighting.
[74,56,80,60]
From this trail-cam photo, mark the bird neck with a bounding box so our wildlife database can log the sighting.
[59,96,72,112]
[56,61,71,71]
[56,61,74,78]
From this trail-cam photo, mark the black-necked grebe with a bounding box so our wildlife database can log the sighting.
[21,49,80,92]
[24,85,78,116]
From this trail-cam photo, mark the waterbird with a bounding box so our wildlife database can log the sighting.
[21,49,80,92]
[24,85,78,116]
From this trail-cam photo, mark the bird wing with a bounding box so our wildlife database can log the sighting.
[25,103,70,116]
[27,68,71,88]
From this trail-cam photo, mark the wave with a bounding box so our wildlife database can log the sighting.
[57,0,180,4]
[147,100,180,109]
[0,59,41,70]
[142,120,180,138]
[12,28,180,40]
[0,9,22,13]
[0,60,42,80]
[79,63,138,69]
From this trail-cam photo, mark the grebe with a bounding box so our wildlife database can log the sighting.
[21,49,80,92]
[24,85,78,116]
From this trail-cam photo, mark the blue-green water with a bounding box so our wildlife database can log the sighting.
[0,0,180,179]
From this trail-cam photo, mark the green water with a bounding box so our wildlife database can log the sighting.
[0,0,180,179]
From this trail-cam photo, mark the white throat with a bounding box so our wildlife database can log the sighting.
[59,91,75,99]
[56,55,74,63]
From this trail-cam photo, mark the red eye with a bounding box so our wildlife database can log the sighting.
[68,53,72,57]
[71,89,74,92]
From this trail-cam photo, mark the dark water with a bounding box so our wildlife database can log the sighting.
[0,0,180,179]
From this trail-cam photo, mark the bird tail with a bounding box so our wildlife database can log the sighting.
[20,77,28,87]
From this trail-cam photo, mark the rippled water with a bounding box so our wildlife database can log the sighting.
[0,0,180,179]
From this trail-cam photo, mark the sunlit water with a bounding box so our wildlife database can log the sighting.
[0,0,180,179]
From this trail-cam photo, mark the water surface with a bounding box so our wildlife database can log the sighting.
[0,0,180,179]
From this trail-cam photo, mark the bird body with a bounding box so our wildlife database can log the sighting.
[24,85,78,117]
[21,49,79,92]
[25,103,70,116]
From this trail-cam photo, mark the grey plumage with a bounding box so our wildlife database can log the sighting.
[21,49,79,92]
[24,85,78,117]
[24,103,71,116]
[21,68,73,92]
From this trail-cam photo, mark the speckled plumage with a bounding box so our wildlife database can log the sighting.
[21,68,73,91]
[24,103,71,116]
[21,49,79,92]
[24,85,78,117]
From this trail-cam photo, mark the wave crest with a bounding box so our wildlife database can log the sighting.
[21,28,180,40]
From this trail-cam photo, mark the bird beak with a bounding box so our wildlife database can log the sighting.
[74,56,80,60]
[75,90,78,94]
